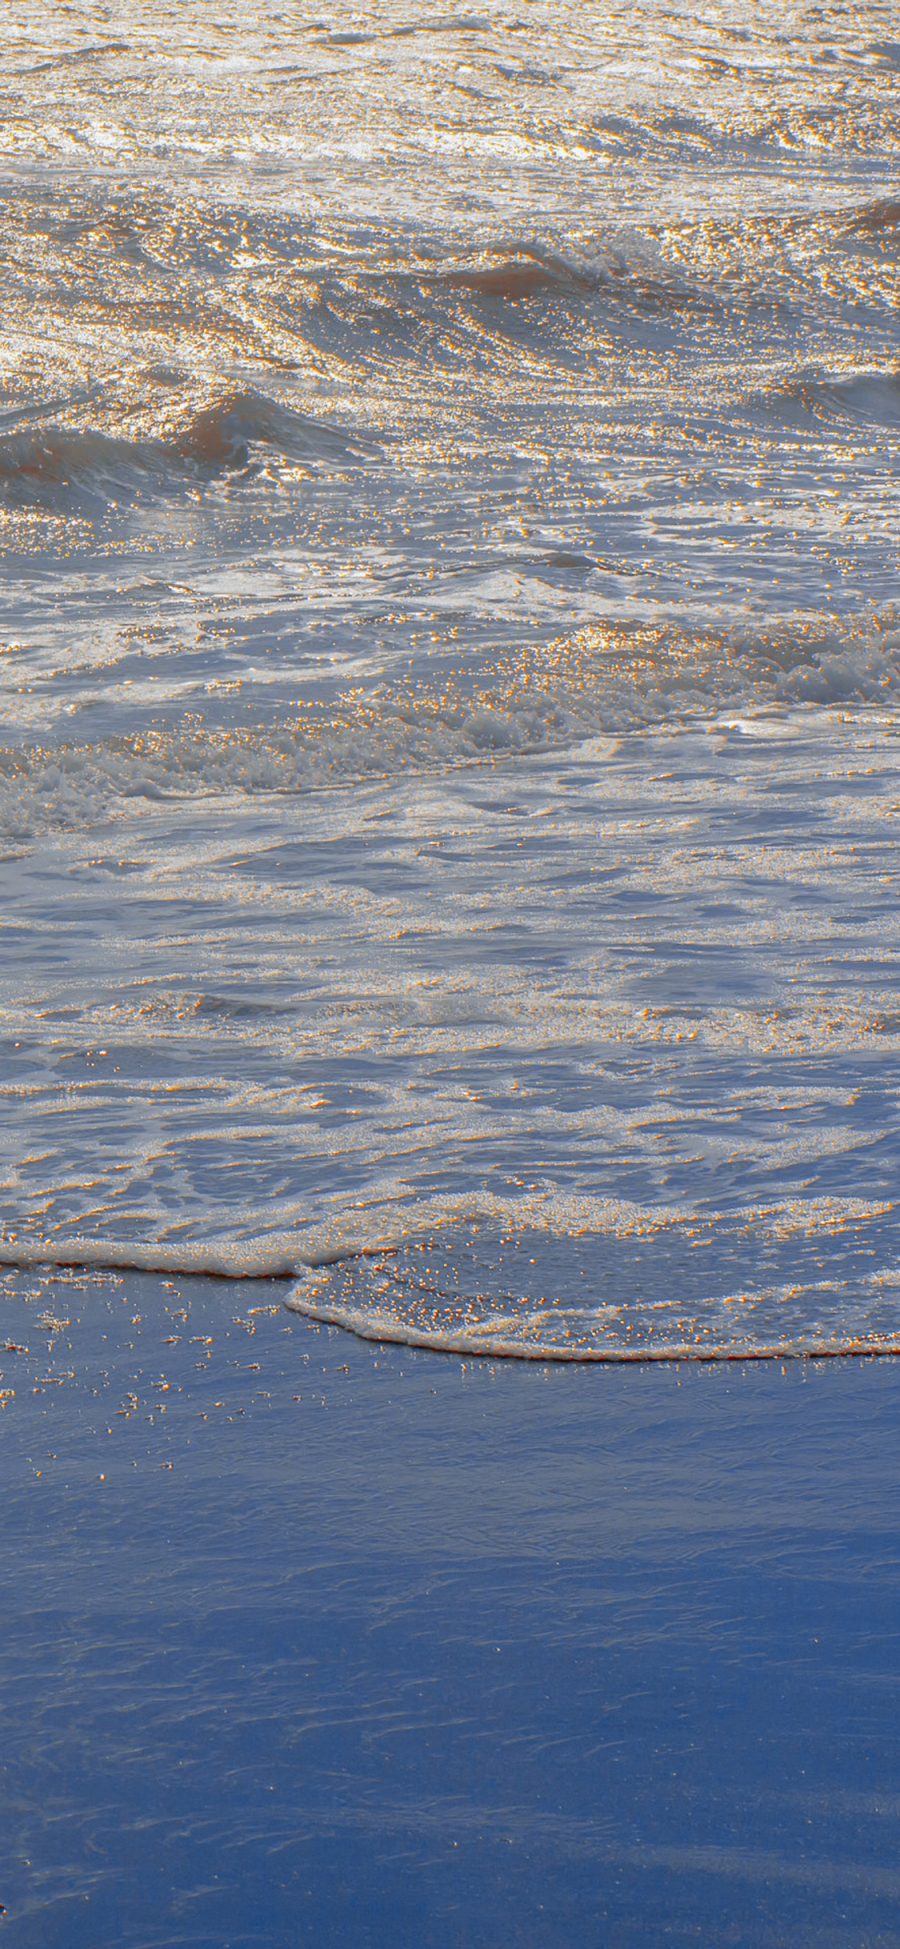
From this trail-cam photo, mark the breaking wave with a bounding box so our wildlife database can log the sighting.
[291,235,768,372]
[0,611,896,839]
[3,185,898,413]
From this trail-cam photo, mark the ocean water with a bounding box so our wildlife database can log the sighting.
[1,0,899,1356]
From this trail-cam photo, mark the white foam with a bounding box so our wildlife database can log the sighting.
[0,1185,889,1277]
[0,611,896,840]
[283,1289,900,1364]
[281,1192,900,1363]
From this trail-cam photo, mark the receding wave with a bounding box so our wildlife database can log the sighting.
[284,1197,900,1362]
[2,1189,898,1363]
[0,388,373,508]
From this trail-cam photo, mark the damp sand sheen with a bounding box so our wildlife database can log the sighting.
[0,0,898,1369]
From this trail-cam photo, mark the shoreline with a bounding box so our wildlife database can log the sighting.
[2,1264,900,1945]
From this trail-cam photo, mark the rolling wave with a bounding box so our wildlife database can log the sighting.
[2,184,898,424]
[750,365,900,428]
[426,243,721,316]
[0,387,374,508]
[295,238,758,373]
[841,197,900,238]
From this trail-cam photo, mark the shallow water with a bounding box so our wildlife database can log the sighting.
[0,1,898,1354]
[2,1271,900,1947]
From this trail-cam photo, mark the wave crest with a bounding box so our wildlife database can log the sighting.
[0,386,373,507]
[750,365,900,428]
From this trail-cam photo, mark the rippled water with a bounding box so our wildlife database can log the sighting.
[1,0,898,1357]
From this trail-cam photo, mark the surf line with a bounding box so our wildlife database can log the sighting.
[287,1302,900,1362]
[284,1294,900,1364]
[0,1237,391,1280]
[2,1239,898,1365]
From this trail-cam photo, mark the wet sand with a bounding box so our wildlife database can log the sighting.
[2,1264,900,1947]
